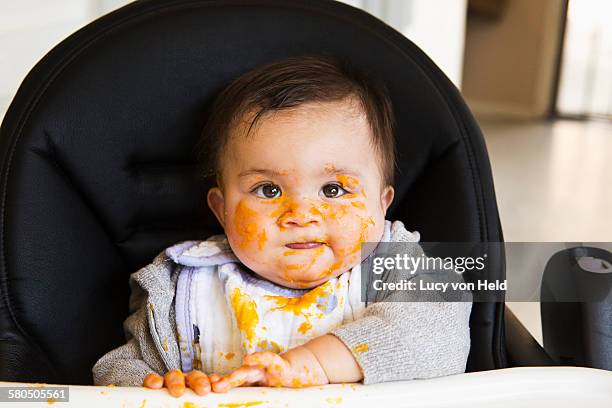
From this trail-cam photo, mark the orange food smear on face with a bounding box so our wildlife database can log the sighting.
[352,343,369,353]
[230,288,259,348]
[336,174,359,189]
[270,194,290,218]
[324,163,337,172]
[234,201,261,249]
[324,203,349,220]
[309,206,323,216]
[316,259,343,279]
[336,174,367,198]
[225,352,235,360]
[340,215,375,257]
[281,245,324,283]
[285,263,306,270]
[257,229,267,250]
[298,321,312,334]
[231,166,373,288]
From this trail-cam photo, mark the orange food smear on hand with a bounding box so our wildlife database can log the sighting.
[291,378,305,387]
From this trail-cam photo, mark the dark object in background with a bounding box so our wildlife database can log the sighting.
[541,247,612,370]
[468,0,509,20]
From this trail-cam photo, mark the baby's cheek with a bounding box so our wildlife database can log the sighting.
[227,200,270,252]
[324,203,378,266]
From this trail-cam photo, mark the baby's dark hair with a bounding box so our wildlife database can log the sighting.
[196,55,396,189]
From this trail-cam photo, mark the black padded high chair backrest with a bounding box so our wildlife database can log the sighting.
[0,0,507,384]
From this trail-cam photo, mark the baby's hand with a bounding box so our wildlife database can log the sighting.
[143,369,214,397]
[212,351,326,392]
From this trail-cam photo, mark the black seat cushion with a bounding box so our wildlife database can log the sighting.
[0,0,506,384]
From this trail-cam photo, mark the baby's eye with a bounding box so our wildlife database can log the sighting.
[252,183,282,199]
[320,183,348,198]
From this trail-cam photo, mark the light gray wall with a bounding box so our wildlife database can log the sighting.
[1,0,468,122]
[0,0,132,122]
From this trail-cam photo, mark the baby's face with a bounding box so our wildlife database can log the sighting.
[207,99,394,289]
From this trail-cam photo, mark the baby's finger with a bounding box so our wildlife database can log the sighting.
[209,373,221,383]
[212,371,245,393]
[212,366,261,393]
[241,366,266,385]
[164,369,186,397]
[186,370,211,396]
[211,376,231,393]
[143,372,164,389]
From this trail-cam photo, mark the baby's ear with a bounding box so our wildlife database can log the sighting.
[380,185,395,213]
[207,187,226,228]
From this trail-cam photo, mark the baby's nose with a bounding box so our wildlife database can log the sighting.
[278,201,322,228]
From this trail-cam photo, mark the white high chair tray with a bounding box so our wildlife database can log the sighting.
[1,366,610,407]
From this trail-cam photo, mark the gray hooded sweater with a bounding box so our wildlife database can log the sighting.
[92,220,472,386]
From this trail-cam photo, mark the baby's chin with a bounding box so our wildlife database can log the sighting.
[235,246,360,288]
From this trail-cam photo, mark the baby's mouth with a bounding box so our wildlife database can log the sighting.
[285,242,325,249]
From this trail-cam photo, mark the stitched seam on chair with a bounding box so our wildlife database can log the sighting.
[33,130,122,246]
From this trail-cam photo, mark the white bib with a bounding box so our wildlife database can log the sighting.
[173,240,365,375]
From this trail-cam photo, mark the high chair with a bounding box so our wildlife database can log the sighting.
[0,0,564,391]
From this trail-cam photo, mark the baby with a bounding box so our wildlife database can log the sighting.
[92,55,472,397]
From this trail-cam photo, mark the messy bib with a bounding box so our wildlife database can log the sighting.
[169,238,365,375]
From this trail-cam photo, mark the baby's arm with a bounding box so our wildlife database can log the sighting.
[92,334,162,386]
[91,303,167,386]
[289,334,363,383]
[212,334,360,391]
[92,251,173,387]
